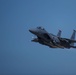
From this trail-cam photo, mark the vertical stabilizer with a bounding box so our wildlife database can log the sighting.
[57,30,62,37]
[70,30,76,46]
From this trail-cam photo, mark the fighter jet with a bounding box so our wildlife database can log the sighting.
[29,26,76,49]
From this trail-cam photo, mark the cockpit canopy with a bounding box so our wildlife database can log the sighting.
[37,26,45,30]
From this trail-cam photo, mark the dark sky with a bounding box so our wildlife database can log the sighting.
[0,0,76,75]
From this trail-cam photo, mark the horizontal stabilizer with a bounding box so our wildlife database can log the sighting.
[60,38,76,43]
[70,46,76,48]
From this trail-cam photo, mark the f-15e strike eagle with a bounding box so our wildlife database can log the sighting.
[29,27,76,49]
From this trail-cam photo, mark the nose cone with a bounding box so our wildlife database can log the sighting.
[29,29,37,34]
[29,29,34,33]
[29,29,32,33]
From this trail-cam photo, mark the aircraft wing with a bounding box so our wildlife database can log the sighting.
[60,37,76,43]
